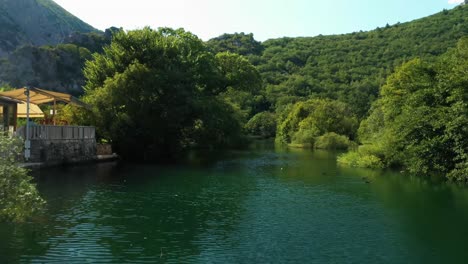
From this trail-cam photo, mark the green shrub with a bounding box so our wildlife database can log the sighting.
[0,136,45,222]
[290,128,318,148]
[276,99,358,145]
[314,132,356,150]
[447,160,468,183]
[245,112,277,138]
[337,150,384,169]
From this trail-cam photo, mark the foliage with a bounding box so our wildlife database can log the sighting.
[184,98,247,149]
[245,112,277,138]
[290,128,318,148]
[216,52,262,93]
[78,27,249,160]
[216,52,263,122]
[0,84,14,92]
[207,33,264,56]
[314,132,356,150]
[341,38,468,181]
[0,135,45,222]
[276,98,358,147]
[337,150,384,169]
[207,5,467,118]
[64,30,115,54]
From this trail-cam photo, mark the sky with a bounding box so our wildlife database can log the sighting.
[52,0,464,41]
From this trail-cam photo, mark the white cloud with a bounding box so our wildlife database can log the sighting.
[448,0,463,4]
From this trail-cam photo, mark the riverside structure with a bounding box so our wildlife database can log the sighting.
[0,87,102,165]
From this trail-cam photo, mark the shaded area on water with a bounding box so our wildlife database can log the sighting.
[1,141,468,263]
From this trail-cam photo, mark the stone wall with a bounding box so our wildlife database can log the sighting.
[29,139,96,164]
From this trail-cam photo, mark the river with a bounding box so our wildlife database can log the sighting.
[1,142,468,263]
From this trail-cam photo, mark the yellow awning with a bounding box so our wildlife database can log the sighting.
[0,102,44,118]
[0,87,88,108]
[17,103,45,118]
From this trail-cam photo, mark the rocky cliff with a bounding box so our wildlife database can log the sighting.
[0,0,96,57]
[0,0,109,93]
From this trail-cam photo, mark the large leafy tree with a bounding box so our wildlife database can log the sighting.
[81,27,245,160]
[340,38,468,181]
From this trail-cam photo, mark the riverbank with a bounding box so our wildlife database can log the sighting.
[19,153,119,170]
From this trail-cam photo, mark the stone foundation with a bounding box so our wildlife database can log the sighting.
[29,139,96,164]
[96,144,113,155]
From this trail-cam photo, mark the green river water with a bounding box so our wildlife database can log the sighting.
[1,142,468,263]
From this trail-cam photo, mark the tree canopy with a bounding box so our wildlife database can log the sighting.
[77,27,258,160]
[339,37,468,181]
[207,33,263,56]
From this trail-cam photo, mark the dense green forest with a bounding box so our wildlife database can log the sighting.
[209,5,467,118]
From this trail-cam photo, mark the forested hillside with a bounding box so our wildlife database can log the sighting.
[209,4,467,117]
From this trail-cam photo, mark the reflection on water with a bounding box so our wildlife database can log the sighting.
[1,143,468,263]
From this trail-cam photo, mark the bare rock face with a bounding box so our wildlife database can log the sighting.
[0,0,101,93]
[0,0,96,57]
[0,44,94,94]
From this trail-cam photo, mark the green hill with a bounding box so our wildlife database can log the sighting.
[209,5,468,117]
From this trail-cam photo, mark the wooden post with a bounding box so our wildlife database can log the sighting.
[25,86,31,161]
[2,105,8,132]
[1,105,6,133]
[53,99,56,125]
[11,103,17,131]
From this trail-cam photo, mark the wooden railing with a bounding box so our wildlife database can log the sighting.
[16,125,95,140]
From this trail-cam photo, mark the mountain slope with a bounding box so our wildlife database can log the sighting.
[0,0,96,56]
[208,5,468,117]
[263,5,467,116]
